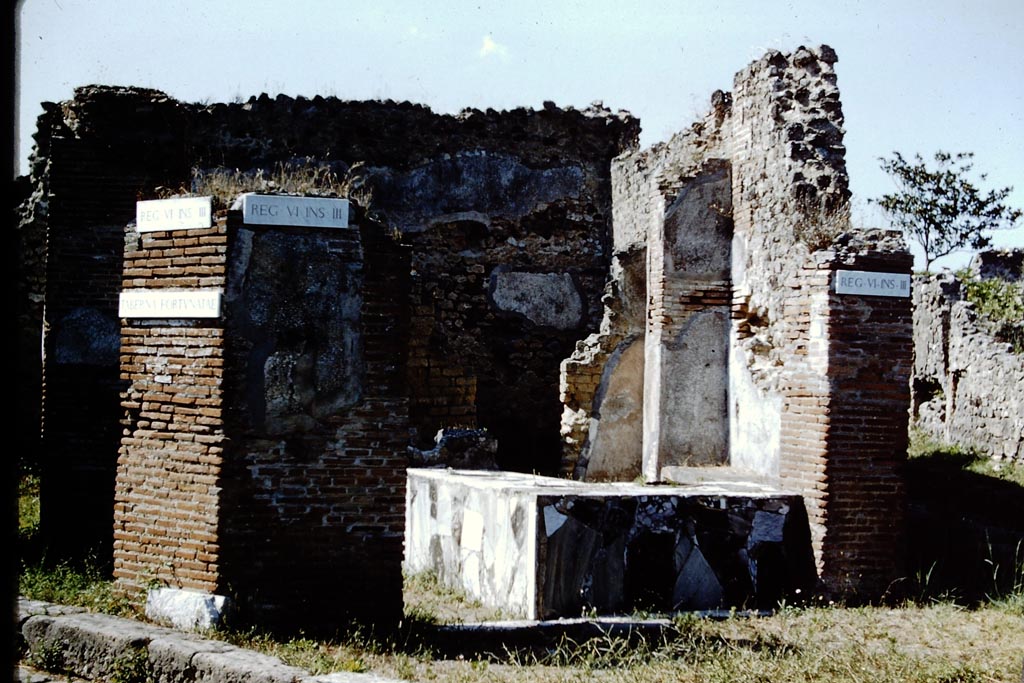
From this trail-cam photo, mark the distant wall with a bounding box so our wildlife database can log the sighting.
[912,261,1023,463]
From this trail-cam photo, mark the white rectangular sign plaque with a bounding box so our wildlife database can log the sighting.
[834,270,911,298]
[136,197,212,232]
[239,194,350,228]
[119,289,222,318]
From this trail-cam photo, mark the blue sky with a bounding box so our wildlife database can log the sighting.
[16,0,1024,270]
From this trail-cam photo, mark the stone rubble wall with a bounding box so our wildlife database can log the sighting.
[727,45,850,477]
[912,268,1024,463]
[560,45,914,598]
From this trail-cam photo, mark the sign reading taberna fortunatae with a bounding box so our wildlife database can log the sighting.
[834,270,911,298]
[119,289,222,319]
[235,194,350,228]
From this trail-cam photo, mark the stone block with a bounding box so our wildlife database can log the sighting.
[145,587,232,631]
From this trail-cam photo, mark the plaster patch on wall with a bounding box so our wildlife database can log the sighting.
[461,509,484,552]
[729,340,782,477]
[350,151,585,233]
[490,271,584,330]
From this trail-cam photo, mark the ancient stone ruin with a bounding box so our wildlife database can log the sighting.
[912,249,1023,463]
[16,44,916,629]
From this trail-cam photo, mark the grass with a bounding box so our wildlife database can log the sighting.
[908,428,1024,488]
[189,160,345,212]
[402,570,507,624]
[17,474,142,619]
[17,432,1024,682]
[210,594,1024,683]
[905,428,1024,605]
[20,560,1020,682]
[19,475,40,537]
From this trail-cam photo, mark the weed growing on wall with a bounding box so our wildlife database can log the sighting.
[793,200,851,251]
[18,475,39,539]
[956,269,1024,352]
[19,557,140,618]
[190,160,345,211]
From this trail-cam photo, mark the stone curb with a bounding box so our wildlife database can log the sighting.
[17,599,399,683]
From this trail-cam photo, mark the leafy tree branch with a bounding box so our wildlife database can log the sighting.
[874,151,1021,271]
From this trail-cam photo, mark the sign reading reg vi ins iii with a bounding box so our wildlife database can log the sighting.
[834,270,911,298]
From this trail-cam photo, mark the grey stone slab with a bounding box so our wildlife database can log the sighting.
[148,631,240,683]
[749,510,787,545]
[190,648,308,683]
[672,542,724,610]
[21,612,164,681]
[302,674,402,683]
[542,514,600,617]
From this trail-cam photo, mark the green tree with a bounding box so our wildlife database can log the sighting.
[874,151,1021,271]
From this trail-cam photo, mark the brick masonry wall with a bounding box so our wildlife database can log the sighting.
[643,161,733,479]
[562,93,732,478]
[912,271,1023,463]
[820,249,913,597]
[114,219,229,594]
[217,208,411,629]
[728,47,911,597]
[773,245,912,596]
[29,88,193,560]
[40,146,172,561]
[567,45,913,598]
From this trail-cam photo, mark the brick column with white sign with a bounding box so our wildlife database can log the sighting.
[775,246,914,598]
[115,198,228,604]
[114,195,410,631]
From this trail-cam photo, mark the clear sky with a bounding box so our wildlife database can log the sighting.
[15,0,1024,270]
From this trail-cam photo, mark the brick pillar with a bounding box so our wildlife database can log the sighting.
[642,160,732,481]
[777,249,913,598]
[115,213,230,595]
[820,253,913,597]
[115,196,410,631]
